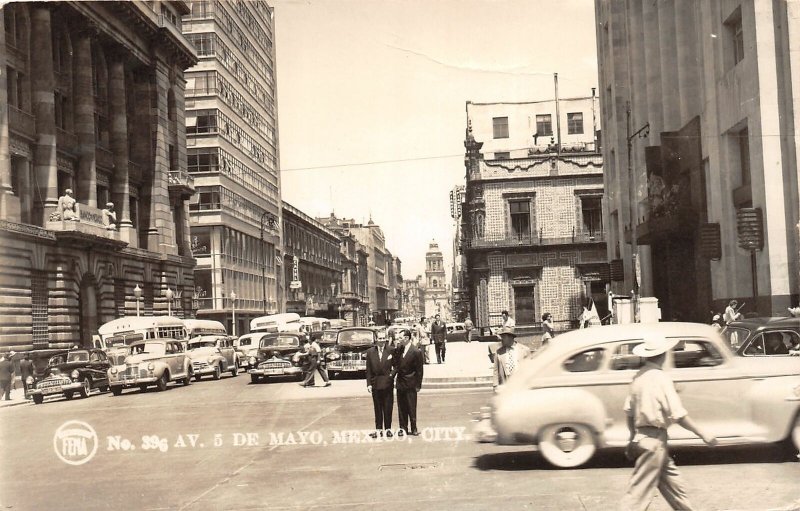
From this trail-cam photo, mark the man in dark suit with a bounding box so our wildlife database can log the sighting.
[366,336,396,438]
[430,314,447,364]
[393,329,424,436]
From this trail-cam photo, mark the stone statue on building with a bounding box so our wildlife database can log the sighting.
[52,189,79,221]
[102,202,117,230]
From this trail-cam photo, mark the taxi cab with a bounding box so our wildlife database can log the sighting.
[481,322,800,468]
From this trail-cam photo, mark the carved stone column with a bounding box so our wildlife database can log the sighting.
[108,57,133,242]
[30,5,58,225]
[0,9,11,221]
[74,32,97,207]
[147,58,176,255]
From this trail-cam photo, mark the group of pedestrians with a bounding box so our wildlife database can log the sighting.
[365,328,424,437]
[296,329,331,388]
[0,352,34,401]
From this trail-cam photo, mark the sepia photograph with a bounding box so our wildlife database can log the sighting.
[0,0,799,509]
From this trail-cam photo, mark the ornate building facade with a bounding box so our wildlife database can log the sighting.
[182,0,282,332]
[462,97,608,332]
[1,1,197,351]
[423,241,450,319]
[595,0,799,319]
[282,202,341,320]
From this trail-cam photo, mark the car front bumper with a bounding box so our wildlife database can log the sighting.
[109,375,159,387]
[29,381,83,396]
[248,366,302,376]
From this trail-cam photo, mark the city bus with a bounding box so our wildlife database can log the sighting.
[249,313,302,334]
[299,316,331,338]
[183,319,227,339]
[96,316,188,364]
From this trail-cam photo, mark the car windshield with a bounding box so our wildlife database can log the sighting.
[261,336,298,348]
[188,340,217,349]
[720,326,750,351]
[66,351,89,362]
[321,331,336,343]
[338,330,375,345]
[130,342,166,356]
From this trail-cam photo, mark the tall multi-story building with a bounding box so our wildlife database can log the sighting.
[282,202,341,319]
[595,0,799,319]
[423,241,450,319]
[1,1,197,351]
[393,256,404,318]
[462,96,608,332]
[181,0,282,331]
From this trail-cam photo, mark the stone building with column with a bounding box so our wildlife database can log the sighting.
[595,0,799,319]
[0,1,198,352]
[462,97,608,333]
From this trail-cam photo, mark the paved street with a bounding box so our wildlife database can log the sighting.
[1,370,798,511]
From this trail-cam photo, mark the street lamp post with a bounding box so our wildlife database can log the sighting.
[626,101,649,323]
[134,284,142,317]
[230,291,237,337]
[165,288,174,317]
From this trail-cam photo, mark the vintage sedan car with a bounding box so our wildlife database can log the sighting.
[326,327,377,376]
[187,335,239,381]
[248,333,305,383]
[28,349,111,404]
[107,339,192,395]
[721,317,800,356]
[481,322,800,468]
[446,322,468,342]
[234,333,267,370]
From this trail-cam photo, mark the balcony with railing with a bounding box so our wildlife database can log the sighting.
[8,106,35,139]
[169,169,196,198]
[56,129,78,153]
[465,229,606,250]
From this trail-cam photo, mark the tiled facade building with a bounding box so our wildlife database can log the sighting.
[462,97,608,331]
[282,202,341,319]
[182,0,282,331]
[1,1,197,351]
[595,0,799,319]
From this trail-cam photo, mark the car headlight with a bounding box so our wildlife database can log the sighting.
[147,362,155,371]
[361,352,368,359]
[25,376,34,385]
[71,370,80,379]
[110,367,118,375]
[207,357,216,364]
[249,356,257,365]
[327,352,340,360]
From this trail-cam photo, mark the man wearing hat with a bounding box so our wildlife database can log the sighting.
[621,334,717,511]
[0,353,15,401]
[492,327,530,390]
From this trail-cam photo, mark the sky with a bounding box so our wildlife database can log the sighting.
[272,0,599,280]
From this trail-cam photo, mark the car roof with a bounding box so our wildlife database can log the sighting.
[728,317,799,329]
[539,322,722,354]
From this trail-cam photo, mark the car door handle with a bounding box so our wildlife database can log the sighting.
[675,383,685,393]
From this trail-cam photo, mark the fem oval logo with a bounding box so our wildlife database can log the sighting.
[53,420,98,465]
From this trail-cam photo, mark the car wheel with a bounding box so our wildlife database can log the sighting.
[156,373,169,392]
[139,384,149,392]
[111,387,122,396]
[98,384,109,393]
[538,424,596,468]
[231,361,239,377]
[194,373,202,382]
[78,379,91,399]
[182,368,192,386]
[250,374,261,384]
[64,391,74,400]
[791,412,800,454]
[212,365,221,380]
[33,394,43,405]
